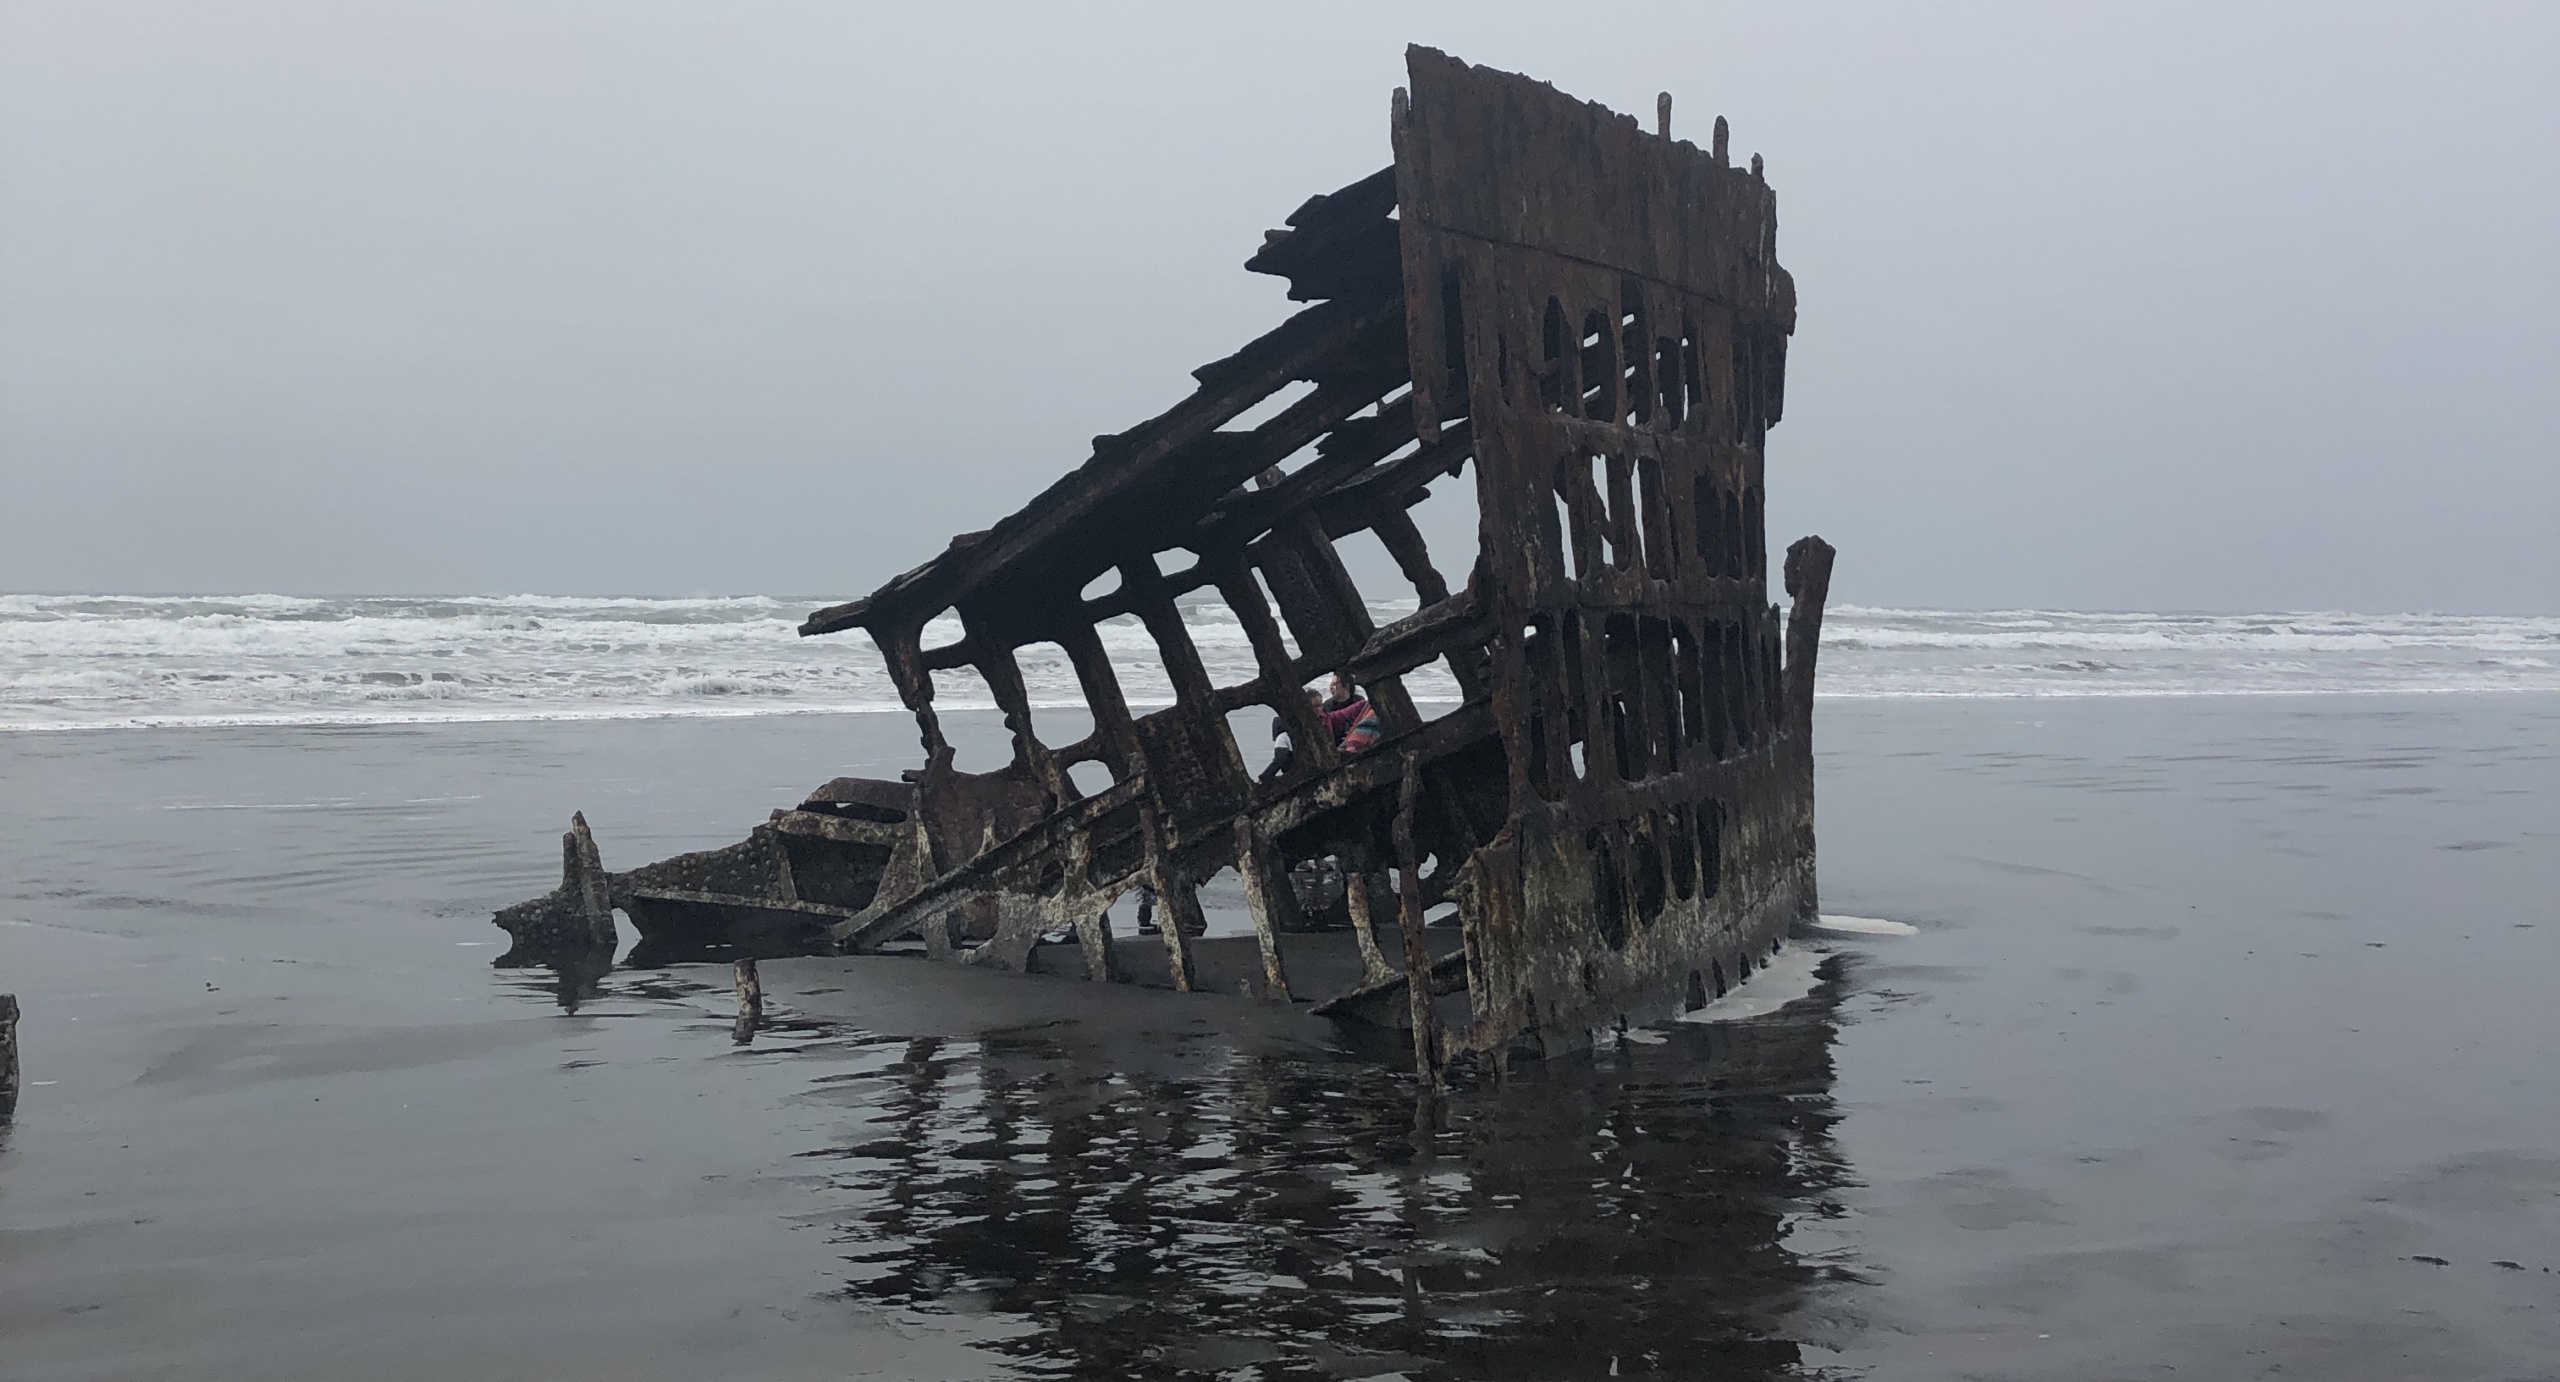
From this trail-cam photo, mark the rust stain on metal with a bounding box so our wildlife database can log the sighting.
[494,48,1836,1070]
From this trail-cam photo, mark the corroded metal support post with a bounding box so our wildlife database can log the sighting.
[1075,896,1118,982]
[1344,870,1395,985]
[1159,881,1211,990]
[1783,535,1837,725]
[1393,753,1441,1080]
[1232,818,1295,1001]
[732,957,763,1044]
[1,993,18,1123]
[571,812,616,954]
[1141,804,1196,992]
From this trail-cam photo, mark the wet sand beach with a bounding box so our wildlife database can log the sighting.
[1,694,2554,1379]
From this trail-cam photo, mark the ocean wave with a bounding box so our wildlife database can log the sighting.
[1,594,2553,731]
[1824,611,2558,654]
[656,675,797,698]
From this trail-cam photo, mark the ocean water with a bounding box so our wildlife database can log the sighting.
[3,593,2555,731]
[5,697,2554,1379]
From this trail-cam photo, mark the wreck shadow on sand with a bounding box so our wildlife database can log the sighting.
[792,959,1857,1381]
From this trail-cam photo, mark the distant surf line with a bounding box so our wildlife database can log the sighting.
[4,595,2553,731]
[10,682,2560,734]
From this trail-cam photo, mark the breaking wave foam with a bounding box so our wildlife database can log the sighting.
[1,594,2552,731]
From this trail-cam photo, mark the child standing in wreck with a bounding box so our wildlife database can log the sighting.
[1128,881,1207,938]
[1259,688,1326,784]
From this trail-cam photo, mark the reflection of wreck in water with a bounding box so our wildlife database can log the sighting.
[496,47,1835,1069]
[803,973,1849,1379]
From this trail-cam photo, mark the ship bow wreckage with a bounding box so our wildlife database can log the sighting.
[497,48,1836,1069]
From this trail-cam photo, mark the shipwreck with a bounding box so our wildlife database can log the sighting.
[496,47,1835,1071]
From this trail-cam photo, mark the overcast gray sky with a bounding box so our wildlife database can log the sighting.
[3,2,2553,613]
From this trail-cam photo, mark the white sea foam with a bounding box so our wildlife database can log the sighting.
[1812,915,1920,936]
[0,594,2551,731]
[1674,944,1829,1024]
[1816,605,2560,700]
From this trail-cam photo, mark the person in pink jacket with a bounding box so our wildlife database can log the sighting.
[1322,674,1383,755]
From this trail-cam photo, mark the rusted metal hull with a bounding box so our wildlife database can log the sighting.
[495,48,1835,1068]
